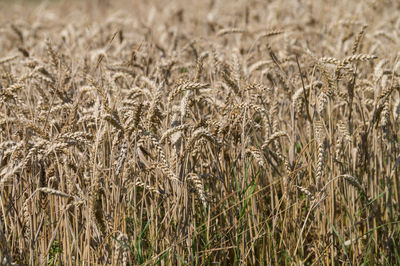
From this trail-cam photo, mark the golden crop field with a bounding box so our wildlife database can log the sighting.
[1,0,400,264]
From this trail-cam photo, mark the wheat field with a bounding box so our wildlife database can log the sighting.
[1,0,400,265]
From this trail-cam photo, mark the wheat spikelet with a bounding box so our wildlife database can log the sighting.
[246,146,265,167]
[316,62,336,89]
[103,113,124,131]
[39,162,48,211]
[342,174,363,191]
[160,124,188,143]
[145,86,163,132]
[269,99,280,133]
[168,80,208,103]
[352,24,368,55]
[114,233,129,266]
[22,193,31,242]
[19,118,48,139]
[231,52,242,85]
[373,31,396,43]
[0,83,24,98]
[125,102,145,135]
[240,102,267,114]
[381,100,390,127]
[256,29,285,39]
[377,83,394,104]
[60,131,93,143]
[262,131,289,150]
[393,97,400,123]
[335,136,345,162]
[296,185,315,200]
[187,173,207,207]
[139,133,168,165]
[36,187,71,198]
[248,60,272,74]
[155,162,180,183]
[0,55,19,65]
[112,72,130,85]
[140,76,159,92]
[45,38,59,68]
[90,172,106,235]
[79,85,98,94]
[180,91,192,121]
[362,98,375,107]
[43,142,71,158]
[48,102,74,114]
[184,128,221,154]
[374,59,387,82]
[342,54,377,65]
[314,121,325,190]
[115,140,128,176]
[194,52,208,82]
[90,79,113,114]
[338,120,351,141]
[22,139,48,167]
[292,87,305,114]
[317,89,330,115]
[37,66,56,84]
[337,20,364,27]
[335,120,352,162]
[319,57,340,65]
[0,166,17,188]
[221,69,239,94]
[0,140,18,153]
[216,28,245,36]
[244,83,270,93]
[126,86,151,100]
[134,180,162,195]
[121,99,137,110]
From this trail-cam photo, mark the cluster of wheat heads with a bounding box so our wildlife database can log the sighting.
[1,0,400,264]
